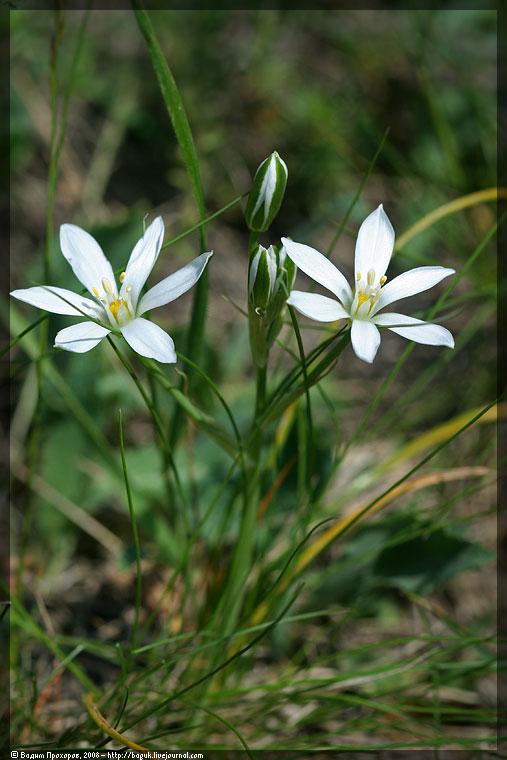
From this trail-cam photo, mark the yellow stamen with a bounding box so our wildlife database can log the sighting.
[355,292,369,316]
[380,275,387,286]
[109,298,132,323]
[126,286,131,292]
[119,271,126,283]
[367,269,375,286]
[92,287,100,298]
[102,278,113,295]
[356,271,361,281]
[109,299,121,324]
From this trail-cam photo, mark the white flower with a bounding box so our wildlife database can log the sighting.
[11,217,212,363]
[282,204,455,364]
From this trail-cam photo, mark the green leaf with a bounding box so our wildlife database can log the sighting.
[132,0,208,397]
[131,2,205,236]
[373,529,494,594]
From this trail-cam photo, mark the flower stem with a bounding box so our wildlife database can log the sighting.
[254,364,266,421]
[249,230,259,255]
[118,410,142,655]
[107,337,188,533]
[212,361,267,648]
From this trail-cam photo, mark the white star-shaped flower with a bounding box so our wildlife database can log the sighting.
[11,217,212,363]
[283,204,455,363]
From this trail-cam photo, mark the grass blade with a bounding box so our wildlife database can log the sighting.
[131,1,209,389]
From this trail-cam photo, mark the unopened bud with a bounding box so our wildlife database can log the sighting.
[245,151,288,232]
[249,245,277,309]
[264,241,298,343]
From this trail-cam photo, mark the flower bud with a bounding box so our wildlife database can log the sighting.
[245,151,288,232]
[248,244,277,309]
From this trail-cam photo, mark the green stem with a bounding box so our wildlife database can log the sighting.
[107,337,188,534]
[118,410,142,654]
[260,330,351,427]
[254,364,266,421]
[249,230,259,255]
[287,303,313,496]
[190,362,269,707]
[212,362,267,644]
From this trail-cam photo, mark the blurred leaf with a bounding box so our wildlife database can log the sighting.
[373,529,494,594]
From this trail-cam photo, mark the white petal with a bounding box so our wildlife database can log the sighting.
[122,217,165,310]
[120,318,177,363]
[372,312,455,347]
[138,251,212,315]
[10,286,103,318]
[286,291,350,322]
[60,224,117,297]
[54,321,110,353]
[281,238,353,309]
[372,266,455,314]
[351,319,381,363]
[354,204,395,285]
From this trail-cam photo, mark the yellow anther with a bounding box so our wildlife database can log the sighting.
[356,271,361,281]
[367,269,375,286]
[126,286,131,292]
[119,271,126,283]
[380,275,387,286]
[92,287,99,298]
[102,277,113,295]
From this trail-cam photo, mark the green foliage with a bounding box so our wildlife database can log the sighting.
[374,524,494,595]
[314,513,494,614]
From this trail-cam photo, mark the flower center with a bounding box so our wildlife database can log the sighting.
[353,269,387,318]
[92,275,133,327]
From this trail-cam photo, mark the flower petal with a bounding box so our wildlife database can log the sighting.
[10,286,103,318]
[351,319,381,363]
[60,224,117,297]
[354,204,395,285]
[122,217,165,310]
[54,321,110,353]
[138,251,213,315]
[281,238,353,308]
[372,312,454,347]
[372,266,455,314]
[120,318,177,363]
[286,290,349,322]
